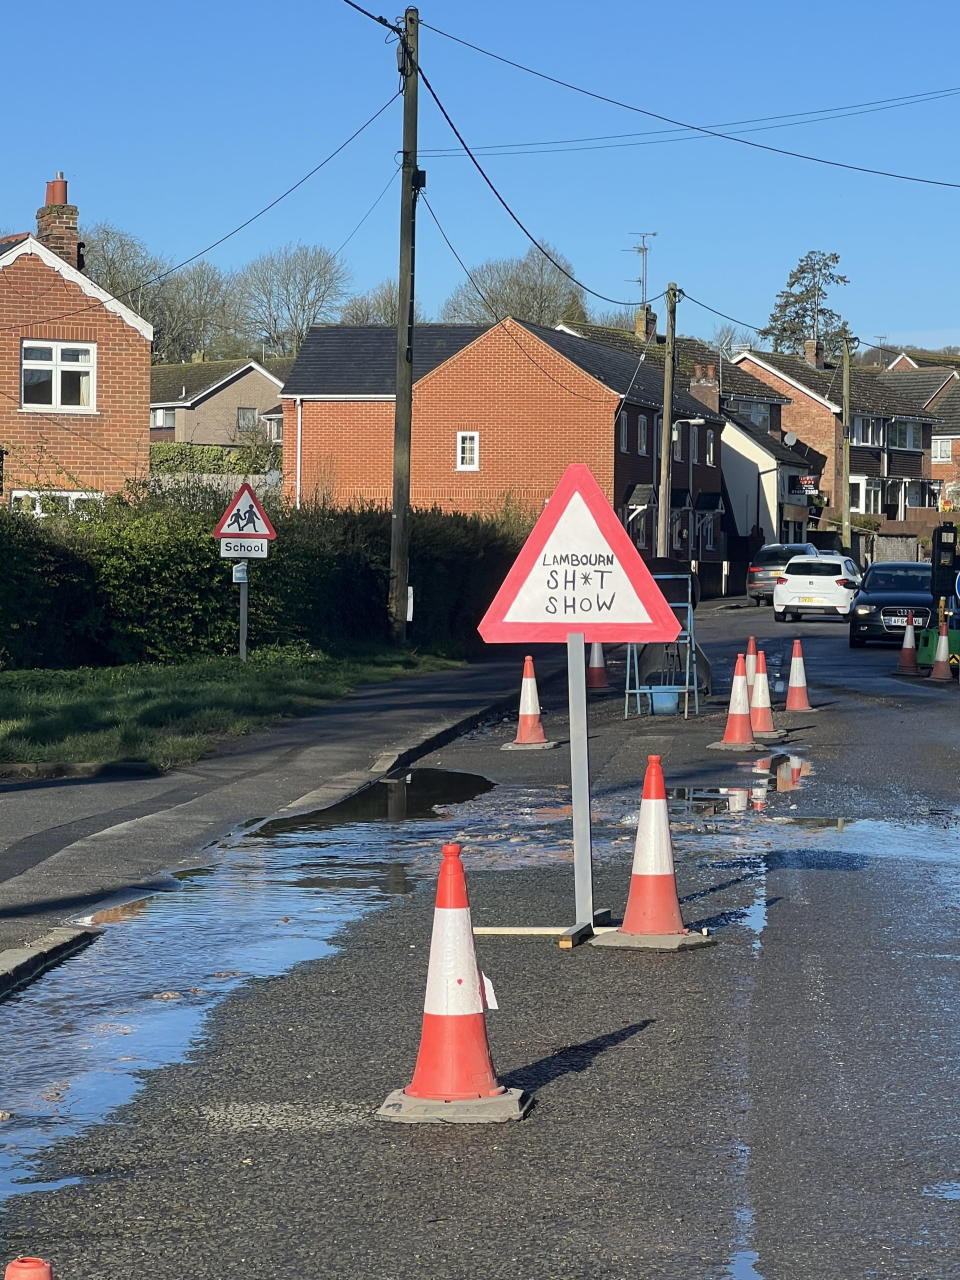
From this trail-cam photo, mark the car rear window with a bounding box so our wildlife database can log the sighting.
[785,561,842,576]
[863,566,931,592]
[754,545,809,565]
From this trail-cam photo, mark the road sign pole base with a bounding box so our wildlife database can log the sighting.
[590,928,716,951]
[377,1087,531,1123]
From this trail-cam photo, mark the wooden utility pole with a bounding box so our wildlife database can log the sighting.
[388,7,420,643]
[841,336,852,550]
[656,283,678,558]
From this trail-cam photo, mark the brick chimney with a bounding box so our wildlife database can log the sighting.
[36,172,79,268]
[803,338,825,369]
[689,362,720,413]
[634,305,658,342]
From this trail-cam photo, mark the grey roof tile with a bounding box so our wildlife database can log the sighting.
[877,368,958,408]
[152,357,295,405]
[283,325,487,397]
[744,350,934,419]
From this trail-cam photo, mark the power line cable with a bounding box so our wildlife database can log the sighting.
[332,165,400,257]
[421,87,960,157]
[0,93,400,338]
[421,22,960,190]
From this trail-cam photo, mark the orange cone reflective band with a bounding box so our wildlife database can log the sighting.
[785,640,813,711]
[720,654,757,745]
[896,611,919,675]
[928,617,952,682]
[513,655,546,745]
[5,1262,54,1280]
[750,652,782,738]
[586,642,609,690]
[405,844,503,1102]
[620,755,687,936]
[745,635,758,695]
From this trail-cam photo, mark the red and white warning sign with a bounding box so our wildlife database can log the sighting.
[212,483,277,541]
[478,464,681,644]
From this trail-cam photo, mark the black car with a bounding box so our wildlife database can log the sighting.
[747,542,821,604]
[849,561,933,647]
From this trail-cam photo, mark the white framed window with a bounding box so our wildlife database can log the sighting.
[932,436,952,462]
[888,420,921,450]
[9,488,102,518]
[730,399,771,430]
[637,414,648,455]
[690,424,700,464]
[151,408,175,430]
[618,410,629,453]
[456,430,479,471]
[852,416,882,446]
[21,341,96,412]
[705,428,716,466]
[864,479,882,514]
[237,407,258,432]
[268,419,283,444]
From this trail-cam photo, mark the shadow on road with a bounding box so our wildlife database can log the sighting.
[501,1019,653,1092]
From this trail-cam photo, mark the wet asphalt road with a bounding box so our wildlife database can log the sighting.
[2,608,959,1278]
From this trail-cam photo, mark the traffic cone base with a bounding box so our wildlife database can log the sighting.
[708,653,764,750]
[377,843,531,1124]
[502,655,561,750]
[591,927,715,951]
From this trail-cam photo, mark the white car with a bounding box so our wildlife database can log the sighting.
[773,555,862,622]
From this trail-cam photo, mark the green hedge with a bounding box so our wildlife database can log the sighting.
[0,490,529,669]
[150,442,282,474]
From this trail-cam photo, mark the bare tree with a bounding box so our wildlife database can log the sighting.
[235,243,350,355]
[440,244,587,326]
[589,307,636,331]
[712,322,755,355]
[81,222,168,321]
[339,278,426,325]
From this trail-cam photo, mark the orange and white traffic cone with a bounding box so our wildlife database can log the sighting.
[378,843,530,1123]
[708,653,761,750]
[928,617,953,682]
[745,635,758,698]
[896,612,920,676]
[751,783,767,812]
[592,755,713,950]
[784,640,814,711]
[790,755,803,787]
[4,1261,54,1280]
[502,656,559,751]
[586,642,610,692]
[750,651,786,740]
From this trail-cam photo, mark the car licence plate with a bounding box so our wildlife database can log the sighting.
[799,596,821,604]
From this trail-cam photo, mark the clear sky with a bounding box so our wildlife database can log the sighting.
[4,0,959,350]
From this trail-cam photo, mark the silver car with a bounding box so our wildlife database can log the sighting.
[747,543,820,605]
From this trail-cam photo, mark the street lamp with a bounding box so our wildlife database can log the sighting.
[656,416,705,557]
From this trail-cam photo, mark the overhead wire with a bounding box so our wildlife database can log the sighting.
[0,92,400,338]
[420,21,960,190]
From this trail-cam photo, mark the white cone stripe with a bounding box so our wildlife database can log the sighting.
[745,653,757,685]
[789,656,805,685]
[752,676,771,710]
[729,673,751,717]
[422,907,484,1016]
[519,676,541,717]
[630,796,675,877]
[935,632,949,659]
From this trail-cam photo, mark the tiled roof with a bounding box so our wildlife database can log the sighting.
[889,348,960,370]
[282,320,724,421]
[722,411,812,467]
[283,325,487,396]
[560,321,788,404]
[927,382,960,436]
[877,368,958,409]
[740,350,934,419]
[151,358,294,405]
[0,234,29,256]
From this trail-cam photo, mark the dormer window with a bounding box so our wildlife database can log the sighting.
[21,340,96,411]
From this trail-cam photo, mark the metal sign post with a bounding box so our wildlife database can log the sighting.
[234,560,249,661]
[213,485,277,663]
[566,632,594,926]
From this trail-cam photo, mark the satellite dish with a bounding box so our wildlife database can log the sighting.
[783,432,798,446]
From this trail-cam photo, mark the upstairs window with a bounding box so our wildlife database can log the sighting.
[888,421,921,450]
[456,430,479,471]
[932,437,951,462]
[618,410,629,453]
[22,341,95,411]
[237,407,258,432]
[637,414,648,455]
[673,425,683,461]
[705,428,716,466]
[690,424,700,464]
[852,416,882,446]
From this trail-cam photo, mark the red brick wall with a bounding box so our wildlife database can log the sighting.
[0,250,151,495]
[932,439,960,501]
[282,320,620,514]
[736,357,841,502]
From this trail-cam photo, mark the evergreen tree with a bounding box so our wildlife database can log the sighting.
[759,250,852,359]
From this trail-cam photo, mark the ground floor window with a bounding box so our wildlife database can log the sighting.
[850,477,882,514]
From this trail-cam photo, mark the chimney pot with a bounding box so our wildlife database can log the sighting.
[804,338,825,368]
[693,364,705,380]
[36,173,79,267]
[706,363,716,380]
[45,174,68,206]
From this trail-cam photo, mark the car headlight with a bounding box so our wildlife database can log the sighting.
[854,605,875,616]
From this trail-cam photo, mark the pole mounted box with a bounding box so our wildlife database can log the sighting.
[931,522,957,602]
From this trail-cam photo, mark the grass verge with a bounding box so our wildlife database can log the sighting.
[0,645,461,771]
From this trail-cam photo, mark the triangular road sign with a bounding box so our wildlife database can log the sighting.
[478,464,681,643]
[213,483,277,540]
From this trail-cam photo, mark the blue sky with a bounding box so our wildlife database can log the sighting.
[4,0,959,349]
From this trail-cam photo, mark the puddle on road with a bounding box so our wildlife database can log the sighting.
[923,1181,960,1201]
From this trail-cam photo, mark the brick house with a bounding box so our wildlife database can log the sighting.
[0,175,152,512]
[560,316,819,544]
[878,358,960,511]
[280,318,728,576]
[150,357,294,445]
[732,341,939,533]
